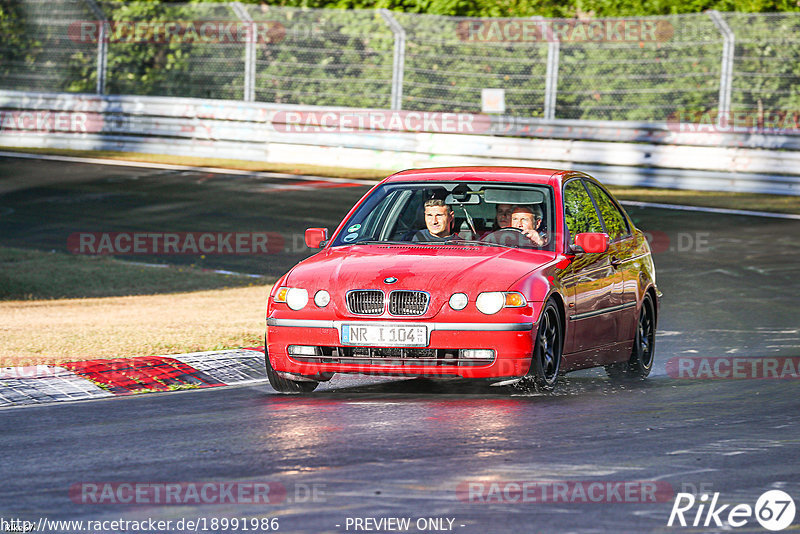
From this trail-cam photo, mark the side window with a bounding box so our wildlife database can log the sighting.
[563,180,603,243]
[586,182,630,241]
[389,189,426,238]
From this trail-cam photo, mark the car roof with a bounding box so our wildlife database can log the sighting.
[384,166,573,186]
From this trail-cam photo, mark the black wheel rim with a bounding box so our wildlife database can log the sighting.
[539,307,560,381]
[638,299,655,369]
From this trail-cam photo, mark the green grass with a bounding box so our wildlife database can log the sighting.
[0,246,262,300]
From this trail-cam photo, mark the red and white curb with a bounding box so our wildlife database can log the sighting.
[0,348,267,407]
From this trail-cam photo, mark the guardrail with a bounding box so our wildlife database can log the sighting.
[1,90,799,196]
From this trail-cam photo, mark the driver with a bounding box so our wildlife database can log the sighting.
[510,205,547,247]
[411,199,461,242]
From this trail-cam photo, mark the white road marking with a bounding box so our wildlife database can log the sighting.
[2,151,798,218]
[0,150,378,184]
[620,200,800,220]
[115,259,265,279]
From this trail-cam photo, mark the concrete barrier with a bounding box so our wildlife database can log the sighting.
[1,90,799,195]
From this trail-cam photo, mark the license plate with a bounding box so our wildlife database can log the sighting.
[340,324,428,347]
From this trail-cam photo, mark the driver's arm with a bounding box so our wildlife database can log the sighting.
[521,229,545,246]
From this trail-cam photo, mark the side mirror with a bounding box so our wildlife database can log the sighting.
[573,232,609,254]
[304,228,328,249]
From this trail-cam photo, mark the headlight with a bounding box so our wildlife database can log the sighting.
[476,292,505,315]
[314,290,331,308]
[476,292,527,314]
[275,287,309,310]
[286,288,309,310]
[449,293,468,310]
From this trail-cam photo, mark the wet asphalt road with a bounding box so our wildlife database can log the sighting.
[0,156,798,533]
[0,156,371,280]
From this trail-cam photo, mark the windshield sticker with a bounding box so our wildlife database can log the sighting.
[347,224,362,232]
[343,232,359,242]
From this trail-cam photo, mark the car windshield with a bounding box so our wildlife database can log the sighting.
[330,181,555,251]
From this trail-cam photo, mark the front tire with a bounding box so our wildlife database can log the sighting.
[605,293,656,380]
[264,340,318,394]
[520,299,563,392]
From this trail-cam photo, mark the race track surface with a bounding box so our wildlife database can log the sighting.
[1,156,798,533]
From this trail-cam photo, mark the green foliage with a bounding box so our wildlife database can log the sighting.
[0,2,31,73]
[102,1,244,98]
[585,181,628,239]
[0,0,100,93]
[249,7,395,106]
[563,180,603,241]
[724,13,800,112]
[190,0,800,17]
[0,1,40,86]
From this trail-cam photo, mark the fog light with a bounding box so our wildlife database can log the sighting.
[288,345,319,356]
[314,290,331,307]
[460,349,495,360]
[449,293,468,310]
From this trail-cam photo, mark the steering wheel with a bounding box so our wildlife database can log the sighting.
[481,227,545,247]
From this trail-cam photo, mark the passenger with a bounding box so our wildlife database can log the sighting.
[510,205,547,247]
[493,203,515,230]
[411,199,461,242]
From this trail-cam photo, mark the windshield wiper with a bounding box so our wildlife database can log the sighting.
[353,240,411,245]
[457,239,516,248]
[351,239,517,249]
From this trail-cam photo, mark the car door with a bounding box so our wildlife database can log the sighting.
[562,178,621,354]
[584,181,638,344]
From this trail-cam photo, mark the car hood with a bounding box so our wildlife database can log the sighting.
[285,244,557,293]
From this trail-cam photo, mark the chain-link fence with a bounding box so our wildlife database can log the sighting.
[2,1,799,122]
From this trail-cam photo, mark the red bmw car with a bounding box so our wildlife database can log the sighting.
[265,167,660,393]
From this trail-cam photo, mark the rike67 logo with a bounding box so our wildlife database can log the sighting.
[668,490,796,531]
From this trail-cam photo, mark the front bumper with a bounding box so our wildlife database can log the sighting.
[266,318,535,379]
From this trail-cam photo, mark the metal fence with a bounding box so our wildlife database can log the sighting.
[2,1,800,123]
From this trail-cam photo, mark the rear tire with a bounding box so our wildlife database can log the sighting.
[605,293,656,380]
[264,339,318,394]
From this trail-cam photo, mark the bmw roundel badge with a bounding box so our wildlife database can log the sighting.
[384,276,398,284]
